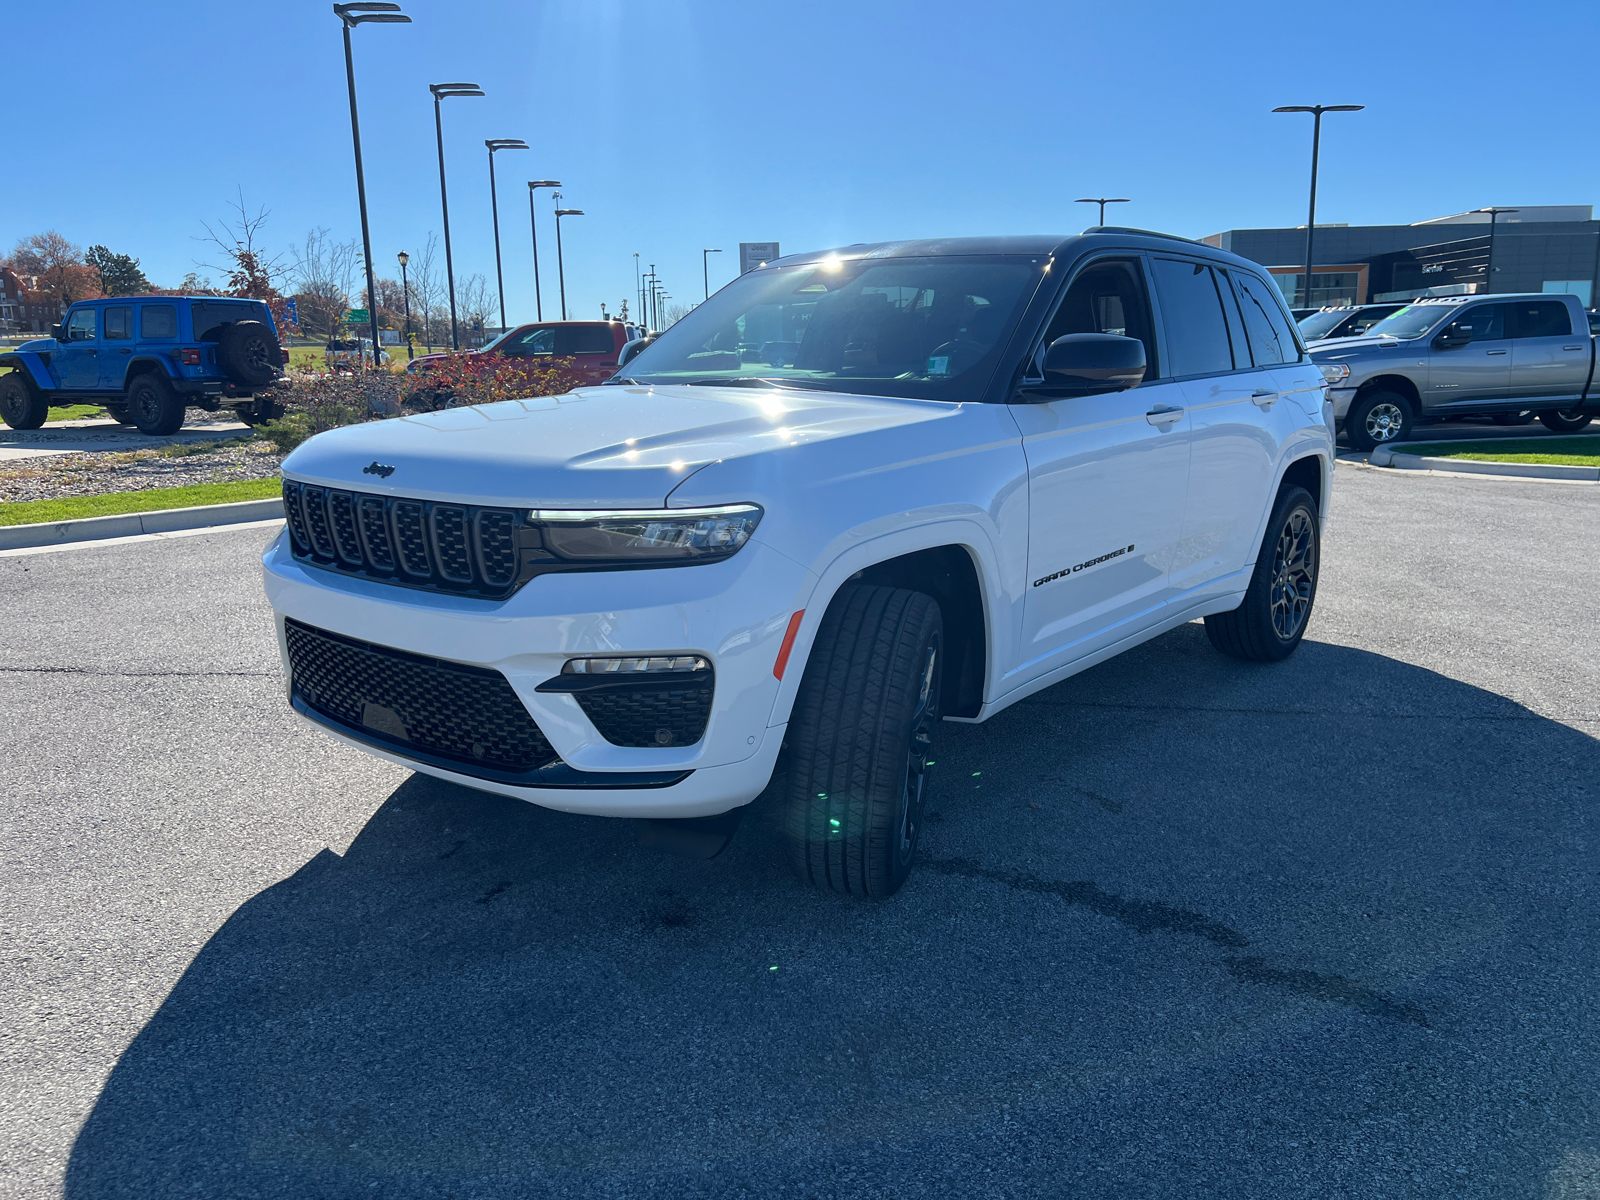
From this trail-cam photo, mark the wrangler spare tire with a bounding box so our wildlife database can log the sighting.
[217,321,281,388]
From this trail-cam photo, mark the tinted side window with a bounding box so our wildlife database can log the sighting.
[1230,272,1296,365]
[1508,300,1572,338]
[1215,268,1250,368]
[503,328,555,357]
[557,325,616,356]
[1037,258,1158,377]
[65,309,98,341]
[1151,258,1232,377]
[141,305,178,339]
[104,306,132,340]
[1457,304,1505,340]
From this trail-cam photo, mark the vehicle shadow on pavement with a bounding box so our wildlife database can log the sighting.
[64,625,1600,1199]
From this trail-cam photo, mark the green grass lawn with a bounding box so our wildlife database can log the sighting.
[45,404,108,422]
[0,478,282,527]
[1399,436,1600,467]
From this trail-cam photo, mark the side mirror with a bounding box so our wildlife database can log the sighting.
[1032,333,1146,396]
[1433,323,1472,349]
[51,323,66,341]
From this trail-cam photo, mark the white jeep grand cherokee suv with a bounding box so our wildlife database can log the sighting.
[263,230,1333,897]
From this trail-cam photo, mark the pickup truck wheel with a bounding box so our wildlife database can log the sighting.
[217,321,282,388]
[1537,408,1594,433]
[0,373,48,430]
[127,375,186,436]
[1344,390,1412,451]
[1204,486,1319,663]
[784,585,943,899]
[1491,410,1535,426]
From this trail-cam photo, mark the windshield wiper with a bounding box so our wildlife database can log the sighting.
[680,377,835,391]
[603,376,644,385]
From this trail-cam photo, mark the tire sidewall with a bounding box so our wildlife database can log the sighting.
[219,322,280,388]
[1252,488,1320,658]
[1346,391,1412,452]
[0,373,47,430]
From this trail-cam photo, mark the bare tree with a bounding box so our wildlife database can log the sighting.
[196,189,289,299]
[288,227,362,338]
[663,301,695,328]
[405,233,444,350]
[458,273,494,345]
[5,231,99,307]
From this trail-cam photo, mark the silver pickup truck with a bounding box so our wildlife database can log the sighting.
[1310,293,1598,449]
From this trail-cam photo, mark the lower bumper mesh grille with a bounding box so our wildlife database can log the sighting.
[575,679,714,747]
[284,619,559,775]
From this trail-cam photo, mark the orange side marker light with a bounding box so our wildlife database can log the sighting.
[772,610,805,680]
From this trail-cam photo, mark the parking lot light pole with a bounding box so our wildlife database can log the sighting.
[642,267,657,331]
[1273,104,1364,309]
[702,248,722,301]
[429,82,485,351]
[484,140,528,334]
[335,2,410,369]
[526,181,561,321]
[1075,198,1129,226]
[1477,208,1520,294]
[553,200,584,320]
[397,250,413,360]
[633,253,642,329]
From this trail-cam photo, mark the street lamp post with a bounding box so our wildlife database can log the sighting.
[1477,208,1520,294]
[1075,197,1129,226]
[641,268,656,331]
[484,139,528,334]
[429,81,485,350]
[526,180,561,321]
[334,2,410,369]
[397,250,413,360]
[633,253,641,330]
[552,198,584,320]
[702,248,722,301]
[1273,103,1365,309]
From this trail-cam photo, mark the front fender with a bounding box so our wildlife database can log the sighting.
[0,353,57,393]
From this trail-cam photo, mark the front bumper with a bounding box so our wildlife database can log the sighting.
[1328,386,1358,421]
[262,529,811,818]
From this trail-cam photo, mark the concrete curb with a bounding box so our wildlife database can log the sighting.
[1369,445,1600,480]
[0,497,284,551]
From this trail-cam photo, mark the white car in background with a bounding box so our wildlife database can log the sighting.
[264,231,1333,897]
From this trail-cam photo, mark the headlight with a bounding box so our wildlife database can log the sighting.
[1319,363,1351,384]
[528,504,762,567]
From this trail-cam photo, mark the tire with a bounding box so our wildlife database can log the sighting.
[0,372,48,430]
[103,402,132,424]
[235,398,285,426]
[784,585,943,899]
[216,321,281,388]
[127,374,186,436]
[1491,410,1536,426]
[1344,390,1412,451]
[1537,408,1594,433]
[1204,486,1320,663]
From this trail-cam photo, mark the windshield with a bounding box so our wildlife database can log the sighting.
[1298,310,1352,341]
[1366,304,1457,340]
[619,255,1045,401]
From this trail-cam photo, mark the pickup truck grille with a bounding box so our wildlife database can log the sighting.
[285,618,559,775]
[283,479,524,599]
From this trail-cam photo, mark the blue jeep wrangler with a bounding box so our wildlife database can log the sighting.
[0,296,287,435]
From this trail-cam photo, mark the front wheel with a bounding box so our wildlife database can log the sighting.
[784,586,943,899]
[1205,486,1320,663]
[1344,390,1412,451]
[0,372,48,430]
[1537,408,1594,433]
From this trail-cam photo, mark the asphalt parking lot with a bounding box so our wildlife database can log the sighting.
[3,463,1598,1199]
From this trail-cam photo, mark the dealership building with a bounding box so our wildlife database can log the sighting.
[1203,205,1600,309]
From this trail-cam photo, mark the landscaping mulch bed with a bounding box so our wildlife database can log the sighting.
[0,437,285,504]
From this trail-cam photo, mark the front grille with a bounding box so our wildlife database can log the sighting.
[284,618,559,775]
[575,678,715,747]
[283,479,533,599]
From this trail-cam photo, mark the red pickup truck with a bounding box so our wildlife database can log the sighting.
[406,320,643,387]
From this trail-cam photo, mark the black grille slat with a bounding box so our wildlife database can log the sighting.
[431,505,474,584]
[303,486,336,558]
[575,677,715,747]
[476,510,517,586]
[283,478,531,600]
[282,480,312,552]
[285,619,559,774]
[328,491,363,565]
[358,496,395,570]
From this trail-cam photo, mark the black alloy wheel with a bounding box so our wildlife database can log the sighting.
[0,372,48,430]
[128,374,185,436]
[785,585,944,898]
[1205,485,1321,663]
[1537,408,1595,434]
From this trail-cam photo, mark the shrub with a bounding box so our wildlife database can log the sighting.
[400,354,588,411]
[258,371,401,453]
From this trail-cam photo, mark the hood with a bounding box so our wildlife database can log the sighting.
[280,383,958,508]
[405,351,459,372]
[1307,334,1412,357]
[16,337,57,353]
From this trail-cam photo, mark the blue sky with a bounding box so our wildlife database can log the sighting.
[7,0,1596,327]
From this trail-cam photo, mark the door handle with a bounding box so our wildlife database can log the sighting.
[1251,388,1278,408]
[1145,404,1184,427]
[84,349,97,355]
[1486,349,1507,355]
[117,348,131,354]
[1564,345,1584,351]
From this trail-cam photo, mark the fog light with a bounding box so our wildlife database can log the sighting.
[561,655,709,675]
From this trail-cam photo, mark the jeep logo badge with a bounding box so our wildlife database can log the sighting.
[362,461,396,478]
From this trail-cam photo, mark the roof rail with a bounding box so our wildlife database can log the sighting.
[1084,225,1203,245]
